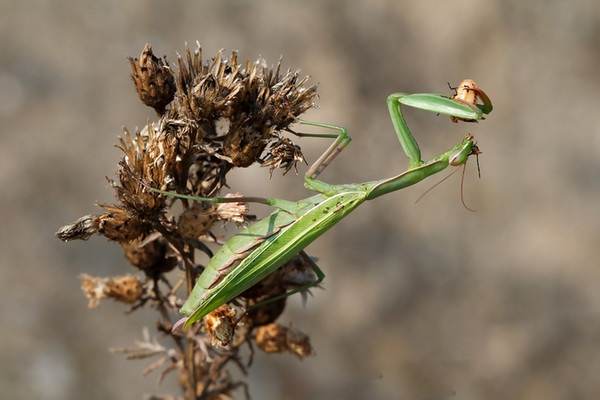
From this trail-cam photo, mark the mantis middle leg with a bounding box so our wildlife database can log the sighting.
[291,120,352,180]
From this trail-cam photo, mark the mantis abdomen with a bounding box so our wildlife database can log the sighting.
[180,190,367,323]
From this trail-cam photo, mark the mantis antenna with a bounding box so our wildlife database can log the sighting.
[415,141,482,211]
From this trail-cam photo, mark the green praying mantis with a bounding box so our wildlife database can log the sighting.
[149,80,493,330]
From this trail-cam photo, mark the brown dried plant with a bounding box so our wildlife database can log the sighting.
[57,43,318,400]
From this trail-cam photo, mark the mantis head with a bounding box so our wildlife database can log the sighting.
[413,135,481,210]
[449,134,480,167]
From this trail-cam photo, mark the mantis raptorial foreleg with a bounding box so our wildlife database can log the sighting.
[387,94,423,168]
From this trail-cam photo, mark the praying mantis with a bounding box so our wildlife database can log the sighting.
[149,81,493,330]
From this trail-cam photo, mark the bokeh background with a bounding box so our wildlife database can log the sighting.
[2,1,600,399]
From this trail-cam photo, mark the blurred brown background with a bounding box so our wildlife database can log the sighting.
[2,1,600,399]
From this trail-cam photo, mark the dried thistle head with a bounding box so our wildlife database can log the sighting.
[261,137,306,176]
[255,323,312,359]
[97,204,151,242]
[57,206,153,244]
[121,235,177,276]
[215,193,251,224]
[221,60,317,167]
[56,215,98,241]
[106,275,145,304]
[243,252,316,301]
[173,45,317,168]
[285,326,313,358]
[129,43,176,114]
[178,202,217,240]
[58,43,321,399]
[80,274,144,308]
[114,126,170,217]
[246,298,287,327]
[203,304,238,348]
[242,253,318,326]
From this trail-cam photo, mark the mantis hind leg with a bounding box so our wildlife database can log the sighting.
[244,251,325,314]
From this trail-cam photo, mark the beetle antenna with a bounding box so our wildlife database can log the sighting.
[415,168,460,204]
[447,81,458,95]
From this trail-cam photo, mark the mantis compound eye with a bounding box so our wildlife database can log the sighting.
[449,151,468,166]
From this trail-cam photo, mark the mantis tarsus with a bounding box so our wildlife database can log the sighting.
[148,82,492,330]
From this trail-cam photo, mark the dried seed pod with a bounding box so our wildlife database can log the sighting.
[97,204,150,242]
[255,323,312,358]
[285,326,312,359]
[261,137,306,176]
[203,304,238,347]
[80,274,108,308]
[80,274,144,308]
[105,275,144,304]
[129,43,176,114]
[178,202,217,240]
[242,252,316,301]
[215,193,250,224]
[173,45,317,169]
[115,126,170,216]
[246,297,286,327]
[255,323,287,354]
[56,215,98,241]
[121,236,177,276]
[223,125,271,167]
[121,237,164,270]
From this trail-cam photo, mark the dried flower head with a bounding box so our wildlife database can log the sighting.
[173,44,317,168]
[121,235,177,276]
[114,126,170,216]
[97,204,151,242]
[243,252,316,301]
[178,202,217,240]
[129,44,176,114]
[58,43,320,399]
[203,304,238,348]
[215,193,250,224]
[56,214,98,241]
[242,253,318,326]
[255,323,312,359]
[261,137,306,176]
[285,326,313,358]
[246,298,287,327]
[80,274,144,308]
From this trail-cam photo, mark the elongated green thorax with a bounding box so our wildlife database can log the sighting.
[365,135,476,200]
